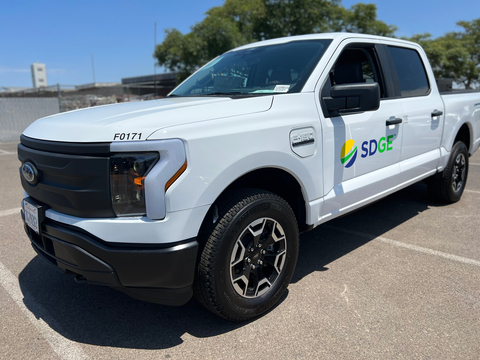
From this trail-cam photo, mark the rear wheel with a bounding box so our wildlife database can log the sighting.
[194,189,299,321]
[428,141,469,203]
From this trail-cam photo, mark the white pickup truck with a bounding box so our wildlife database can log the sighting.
[19,33,480,321]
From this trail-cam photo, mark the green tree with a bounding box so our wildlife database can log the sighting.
[256,0,344,39]
[154,29,205,82]
[155,0,262,82]
[454,19,480,89]
[408,19,479,89]
[340,3,396,36]
[154,0,397,81]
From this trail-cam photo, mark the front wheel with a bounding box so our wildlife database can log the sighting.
[428,141,469,203]
[194,189,299,321]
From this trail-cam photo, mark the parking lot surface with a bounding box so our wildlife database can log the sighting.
[1,141,479,359]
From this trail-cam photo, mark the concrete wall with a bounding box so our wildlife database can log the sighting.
[0,98,59,142]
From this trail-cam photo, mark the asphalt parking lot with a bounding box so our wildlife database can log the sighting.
[1,141,479,360]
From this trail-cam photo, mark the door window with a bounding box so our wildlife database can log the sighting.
[330,47,385,98]
[388,46,430,97]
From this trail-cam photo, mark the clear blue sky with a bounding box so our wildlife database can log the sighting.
[1,0,478,88]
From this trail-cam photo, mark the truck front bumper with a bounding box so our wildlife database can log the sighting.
[21,211,199,306]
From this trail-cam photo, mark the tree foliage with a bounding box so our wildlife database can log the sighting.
[154,0,396,81]
[407,19,480,89]
[340,3,396,36]
[455,19,480,88]
[156,1,479,88]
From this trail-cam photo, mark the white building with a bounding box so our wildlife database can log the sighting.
[31,62,47,88]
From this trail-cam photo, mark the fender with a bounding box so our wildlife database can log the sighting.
[194,151,317,211]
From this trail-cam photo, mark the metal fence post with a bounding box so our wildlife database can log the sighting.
[57,83,62,112]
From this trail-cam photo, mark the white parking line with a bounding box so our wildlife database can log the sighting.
[465,189,480,194]
[327,227,480,268]
[0,208,21,217]
[0,261,89,360]
[470,163,480,166]
[0,149,15,155]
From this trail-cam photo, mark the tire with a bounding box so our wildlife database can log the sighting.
[194,189,299,321]
[428,141,469,203]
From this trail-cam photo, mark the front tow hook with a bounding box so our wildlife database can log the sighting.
[74,274,88,284]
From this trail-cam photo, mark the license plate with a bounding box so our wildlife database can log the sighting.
[23,200,40,234]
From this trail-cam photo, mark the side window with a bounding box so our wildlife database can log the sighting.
[388,46,429,97]
[330,47,385,98]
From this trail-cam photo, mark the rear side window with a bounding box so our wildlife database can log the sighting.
[388,46,429,97]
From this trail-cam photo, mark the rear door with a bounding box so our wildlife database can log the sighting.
[384,44,444,185]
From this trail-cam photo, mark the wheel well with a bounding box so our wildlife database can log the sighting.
[455,123,471,153]
[200,168,308,236]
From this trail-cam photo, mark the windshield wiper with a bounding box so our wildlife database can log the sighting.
[168,92,246,97]
[204,91,244,96]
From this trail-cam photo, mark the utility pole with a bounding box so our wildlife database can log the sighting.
[91,53,96,84]
[154,22,157,99]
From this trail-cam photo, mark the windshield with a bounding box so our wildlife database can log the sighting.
[170,39,332,97]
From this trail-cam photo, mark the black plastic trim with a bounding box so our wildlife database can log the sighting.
[20,135,111,156]
[22,215,198,305]
[375,44,398,98]
[44,219,198,288]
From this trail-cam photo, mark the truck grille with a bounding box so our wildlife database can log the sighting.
[18,135,115,218]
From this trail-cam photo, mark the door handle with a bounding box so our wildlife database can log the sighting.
[431,110,443,117]
[386,118,402,126]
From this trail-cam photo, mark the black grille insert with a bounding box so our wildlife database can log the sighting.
[18,140,115,218]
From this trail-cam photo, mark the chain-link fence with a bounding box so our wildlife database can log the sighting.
[0,75,178,142]
[0,98,60,142]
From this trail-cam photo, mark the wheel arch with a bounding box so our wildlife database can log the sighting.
[197,167,311,247]
[454,122,472,154]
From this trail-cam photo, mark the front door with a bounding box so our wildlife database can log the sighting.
[318,42,403,220]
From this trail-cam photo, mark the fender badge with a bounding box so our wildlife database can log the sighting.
[291,131,315,147]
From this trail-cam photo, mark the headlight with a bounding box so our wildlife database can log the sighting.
[110,139,186,220]
[110,153,159,216]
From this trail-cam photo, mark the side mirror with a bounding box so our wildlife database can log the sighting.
[323,83,380,117]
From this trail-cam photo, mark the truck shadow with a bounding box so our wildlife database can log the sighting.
[291,182,443,283]
[18,182,444,349]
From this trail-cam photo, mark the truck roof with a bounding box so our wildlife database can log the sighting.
[231,32,417,52]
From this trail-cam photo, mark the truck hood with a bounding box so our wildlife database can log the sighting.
[23,96,273,143]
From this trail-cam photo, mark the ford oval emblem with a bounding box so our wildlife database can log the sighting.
[22,162,38,185]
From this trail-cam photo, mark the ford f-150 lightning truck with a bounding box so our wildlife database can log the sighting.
[18,33,480,321]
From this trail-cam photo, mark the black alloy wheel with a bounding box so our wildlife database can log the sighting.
[194,189,299,321]
[428,141,469,203]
